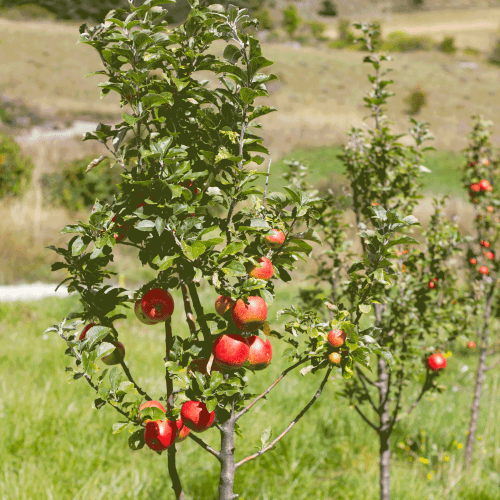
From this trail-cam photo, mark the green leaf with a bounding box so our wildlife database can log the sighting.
[152,254,178,271]
[122,112,139,126]
[222,260,247,277]
[240,88,259,104]
[219,241,246,258]
[135,220,155,231]
[95,342,115,360]
[205,398,218,413]
[260,427,273,448]
[359,304,371,314]
[155,217,165,236]
[71,237,88,256]
[191,241,206,259]
[113,422,129,434]
[109,367,122,392]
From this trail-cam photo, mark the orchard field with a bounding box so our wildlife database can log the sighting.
[1,294,500,500]
[1,2,500,500]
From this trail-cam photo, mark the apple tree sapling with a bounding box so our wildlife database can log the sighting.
[295,23,462,500]
[43,3,395,500]
[461,116,500,468]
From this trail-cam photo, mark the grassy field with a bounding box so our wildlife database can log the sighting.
[1,292,499,500]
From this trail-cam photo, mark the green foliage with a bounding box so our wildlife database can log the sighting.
[318,0,337,17]
[254,8,273,30]
[439,36,457,55]
[328,18,358,50]
[41,156,122,211]
[463,46,481,57]
[382,30,435,52]
[0,3,56,20]
[282,5,301,37]
[308,20,326,40]
[488,37,500,66]
[0,132,33,199]
[404,87,428,116]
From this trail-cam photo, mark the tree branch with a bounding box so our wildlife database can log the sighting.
[235,366,332,469]
[188,433,221,459]
[395,367,430,424]
[119,359,150,399]
[235,357,306,421]
[485,359,500,371]
[353,404,380,432]
[180,281,197,335]
[355,367,380,414]
[187,282,212,343]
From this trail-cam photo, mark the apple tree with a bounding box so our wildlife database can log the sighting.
[294,23,463,500]
[42,3,404,500]
[461,115,500,468]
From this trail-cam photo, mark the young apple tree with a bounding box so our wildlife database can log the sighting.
[43,3,399,499]
[295,23,463,500]
[461,115,500,468]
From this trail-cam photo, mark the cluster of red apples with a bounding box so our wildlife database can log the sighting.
[79,229,287,452]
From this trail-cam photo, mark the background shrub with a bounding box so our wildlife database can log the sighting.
[439,36,457,54]
[0,133,33,199]
[404,87,428,115]
[318,0,337,17]
[282,5,301,37]
[41,156,121,211]
[382,30,435,52]
[254,8,274,30]
[308,20,326,40]
[0,3,56,20]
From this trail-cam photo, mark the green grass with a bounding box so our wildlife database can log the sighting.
[1,292,499,499]
[266,146,465,197]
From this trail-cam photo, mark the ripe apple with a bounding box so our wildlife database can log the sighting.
[246,336,272,370]
[327,329,346,348]
[141,288,174,322]
[102,341,125,365]
[428,280,437,289]
[187,358,223,376]
[79,323,96,340]
[111,215,129,242]
[479,179,492,192]
[212,334,250,369]
[215,295,234,317]
[144,419,177,451]
[469,258,477,265]
[180,401,215,432]
[264,229,285,249]
[328,352,341,365]
[484,251,495,260]
[479,265,489,275]
[134,299,159,325]
[470,183,480,193]
[231,296,267,332]
[488,206,494,213]
[480,240,490,248]
[139,400,166,415]
[175,418,190,443]
[248,256,274,280]
[467,341,476,349]
[427,353,447,372]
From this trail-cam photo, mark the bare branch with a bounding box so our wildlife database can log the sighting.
[188,433,221,459]
[263,158,272,208]
[355,367,380,414]
[486,359,500,371]
[119,359,150,399]
[235,357,306,421]
[395,367,430,424]
[235,366,332,469]
[353,404,380,432]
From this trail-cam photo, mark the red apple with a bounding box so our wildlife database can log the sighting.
[484,251,495,260]
[231,296,267,332]
[479,179,492,192]
[79,323,96,340]
[135,299,159,325]
[215,295,234,317]
[187,358,223,376]
[470,183,481,193]
[467,341,476,349]
[180,401,215,433]
[488,206,494,213]
[111,215,129,242]
[246,336,272,370]
[141,288,174,322]
[212,334,250,369]
[144,419,177,451]
[248,257,274,280]
[139,400,166,415]
[480,240,490,248]
[102,341,125,365]
[469,258,477,265]
[428,280,437,289]
[327,329,346,348]
[479,265,489,275]
[264,229,285,249]
[175,418,190,443]
[427,353,447,372]
[329,352,341,365]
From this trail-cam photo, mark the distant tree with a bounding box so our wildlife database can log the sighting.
[282,5,301,37]
[318,0,337,17]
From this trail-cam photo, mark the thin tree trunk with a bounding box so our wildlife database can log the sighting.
[465,341,488,468]
[168,445,185,500]
[218,417,237,500]
[378,355,391,500]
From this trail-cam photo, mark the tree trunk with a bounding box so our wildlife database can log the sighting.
[378,355,391,500]
[168,444,185,500]
[465,343,487,468]
[218,418,238,500]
